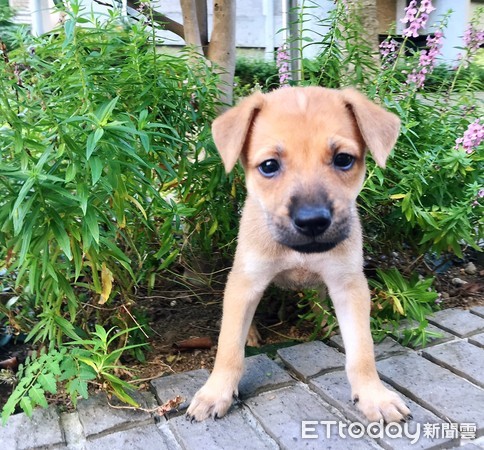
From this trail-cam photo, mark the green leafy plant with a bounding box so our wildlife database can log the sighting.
[274,0,483,260]
[369,268,441,346]
[1,325,145,423]
[0,0,233,421]
[297,290,338,340]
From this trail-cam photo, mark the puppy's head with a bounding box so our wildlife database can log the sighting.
[212,87,400,253]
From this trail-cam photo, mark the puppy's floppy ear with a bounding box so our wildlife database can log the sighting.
[341,88,400,168]
[212,92,264,173]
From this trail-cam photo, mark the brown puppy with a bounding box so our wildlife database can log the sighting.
[187,86,411,423]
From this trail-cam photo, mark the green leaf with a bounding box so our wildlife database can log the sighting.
[85,207,100,245]
[30,385,48,408]
[77,182,89,216]
[38,373,58,394]
[65,164,77,182]
[20,396,33,417]
[89,156,103,185]
[11,177,35,229]
[50,210,73,260]
[95,97,119,125]
[86,127,104,160]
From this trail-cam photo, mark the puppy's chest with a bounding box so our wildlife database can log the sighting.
[273,267,323,290]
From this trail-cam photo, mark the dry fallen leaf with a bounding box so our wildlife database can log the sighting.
[157,395,184,416]
[99,262,114,305]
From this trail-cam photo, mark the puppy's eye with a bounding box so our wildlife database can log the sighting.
[333,153,355,171]
[258,159,280,177]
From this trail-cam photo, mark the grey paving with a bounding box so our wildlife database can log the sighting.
[1,307,483,449]
[422,340,484,388]
[469,332,484,348]
[238,353,295,397]
[427,308,484,337]
[245,383,376,449]
[277,339,345,379]
[168,408,278,449]
[76,391,155,436]
[330,334,411,358]
[377,353,484,431]
[470,305,484,319]
[309,370,457,449]
[2,406,64,449]
[85,423,175,450]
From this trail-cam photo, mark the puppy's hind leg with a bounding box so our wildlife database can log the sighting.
[247,322,262,347]
[187,261,270,421]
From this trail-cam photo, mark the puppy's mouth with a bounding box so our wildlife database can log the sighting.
[272,218,350,254]
[269,201,352,253]
[286,241,340,253]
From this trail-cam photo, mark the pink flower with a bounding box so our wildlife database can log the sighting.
[455,119,484,154]
[276,44,291,86]
[379,39,400,67]
[420,0,436,14]
[406,31,443,89]
[457,24,484,67]
[401,0,434,38]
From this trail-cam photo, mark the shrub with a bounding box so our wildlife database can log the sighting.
[288,1,483,259]
[281,0,482,343]
[0,2,235,420]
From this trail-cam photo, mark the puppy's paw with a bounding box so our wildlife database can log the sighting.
[353,383,411,423]
[186,380,236,422]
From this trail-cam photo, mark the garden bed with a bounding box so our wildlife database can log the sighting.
[1,249,481,413]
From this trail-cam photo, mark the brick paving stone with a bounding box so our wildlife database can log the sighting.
[309,370,457,450]
[76,391,154,437]
[470,306,484,319]
[277,340,345,380]
[239,354,295,398]
[0,406,64,450]
[151,368,209,414]
[427,309,484,338]
[330,335,410,358]
[85,422,179,450]
[469,333,484,349]
[60,411,86,450]
[376,353,484,432]
[455,444,484,450]
[245,383,376,449]
[168,406,278,449]
[422,340,484,388]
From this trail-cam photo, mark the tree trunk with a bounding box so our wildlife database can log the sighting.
[180,0,203,54]
[125,0,236,109]
[207,0,236,107]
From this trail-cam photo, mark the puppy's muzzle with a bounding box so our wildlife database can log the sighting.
[291,205,332,237]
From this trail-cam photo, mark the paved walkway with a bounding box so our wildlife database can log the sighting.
[1,306,484,449]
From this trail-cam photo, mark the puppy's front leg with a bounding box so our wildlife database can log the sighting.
[187,263,267,421]
[326,272,411,423]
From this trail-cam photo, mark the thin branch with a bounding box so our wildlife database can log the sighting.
[92,0,186,39]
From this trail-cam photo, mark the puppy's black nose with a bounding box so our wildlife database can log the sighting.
[291,205,332,237]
